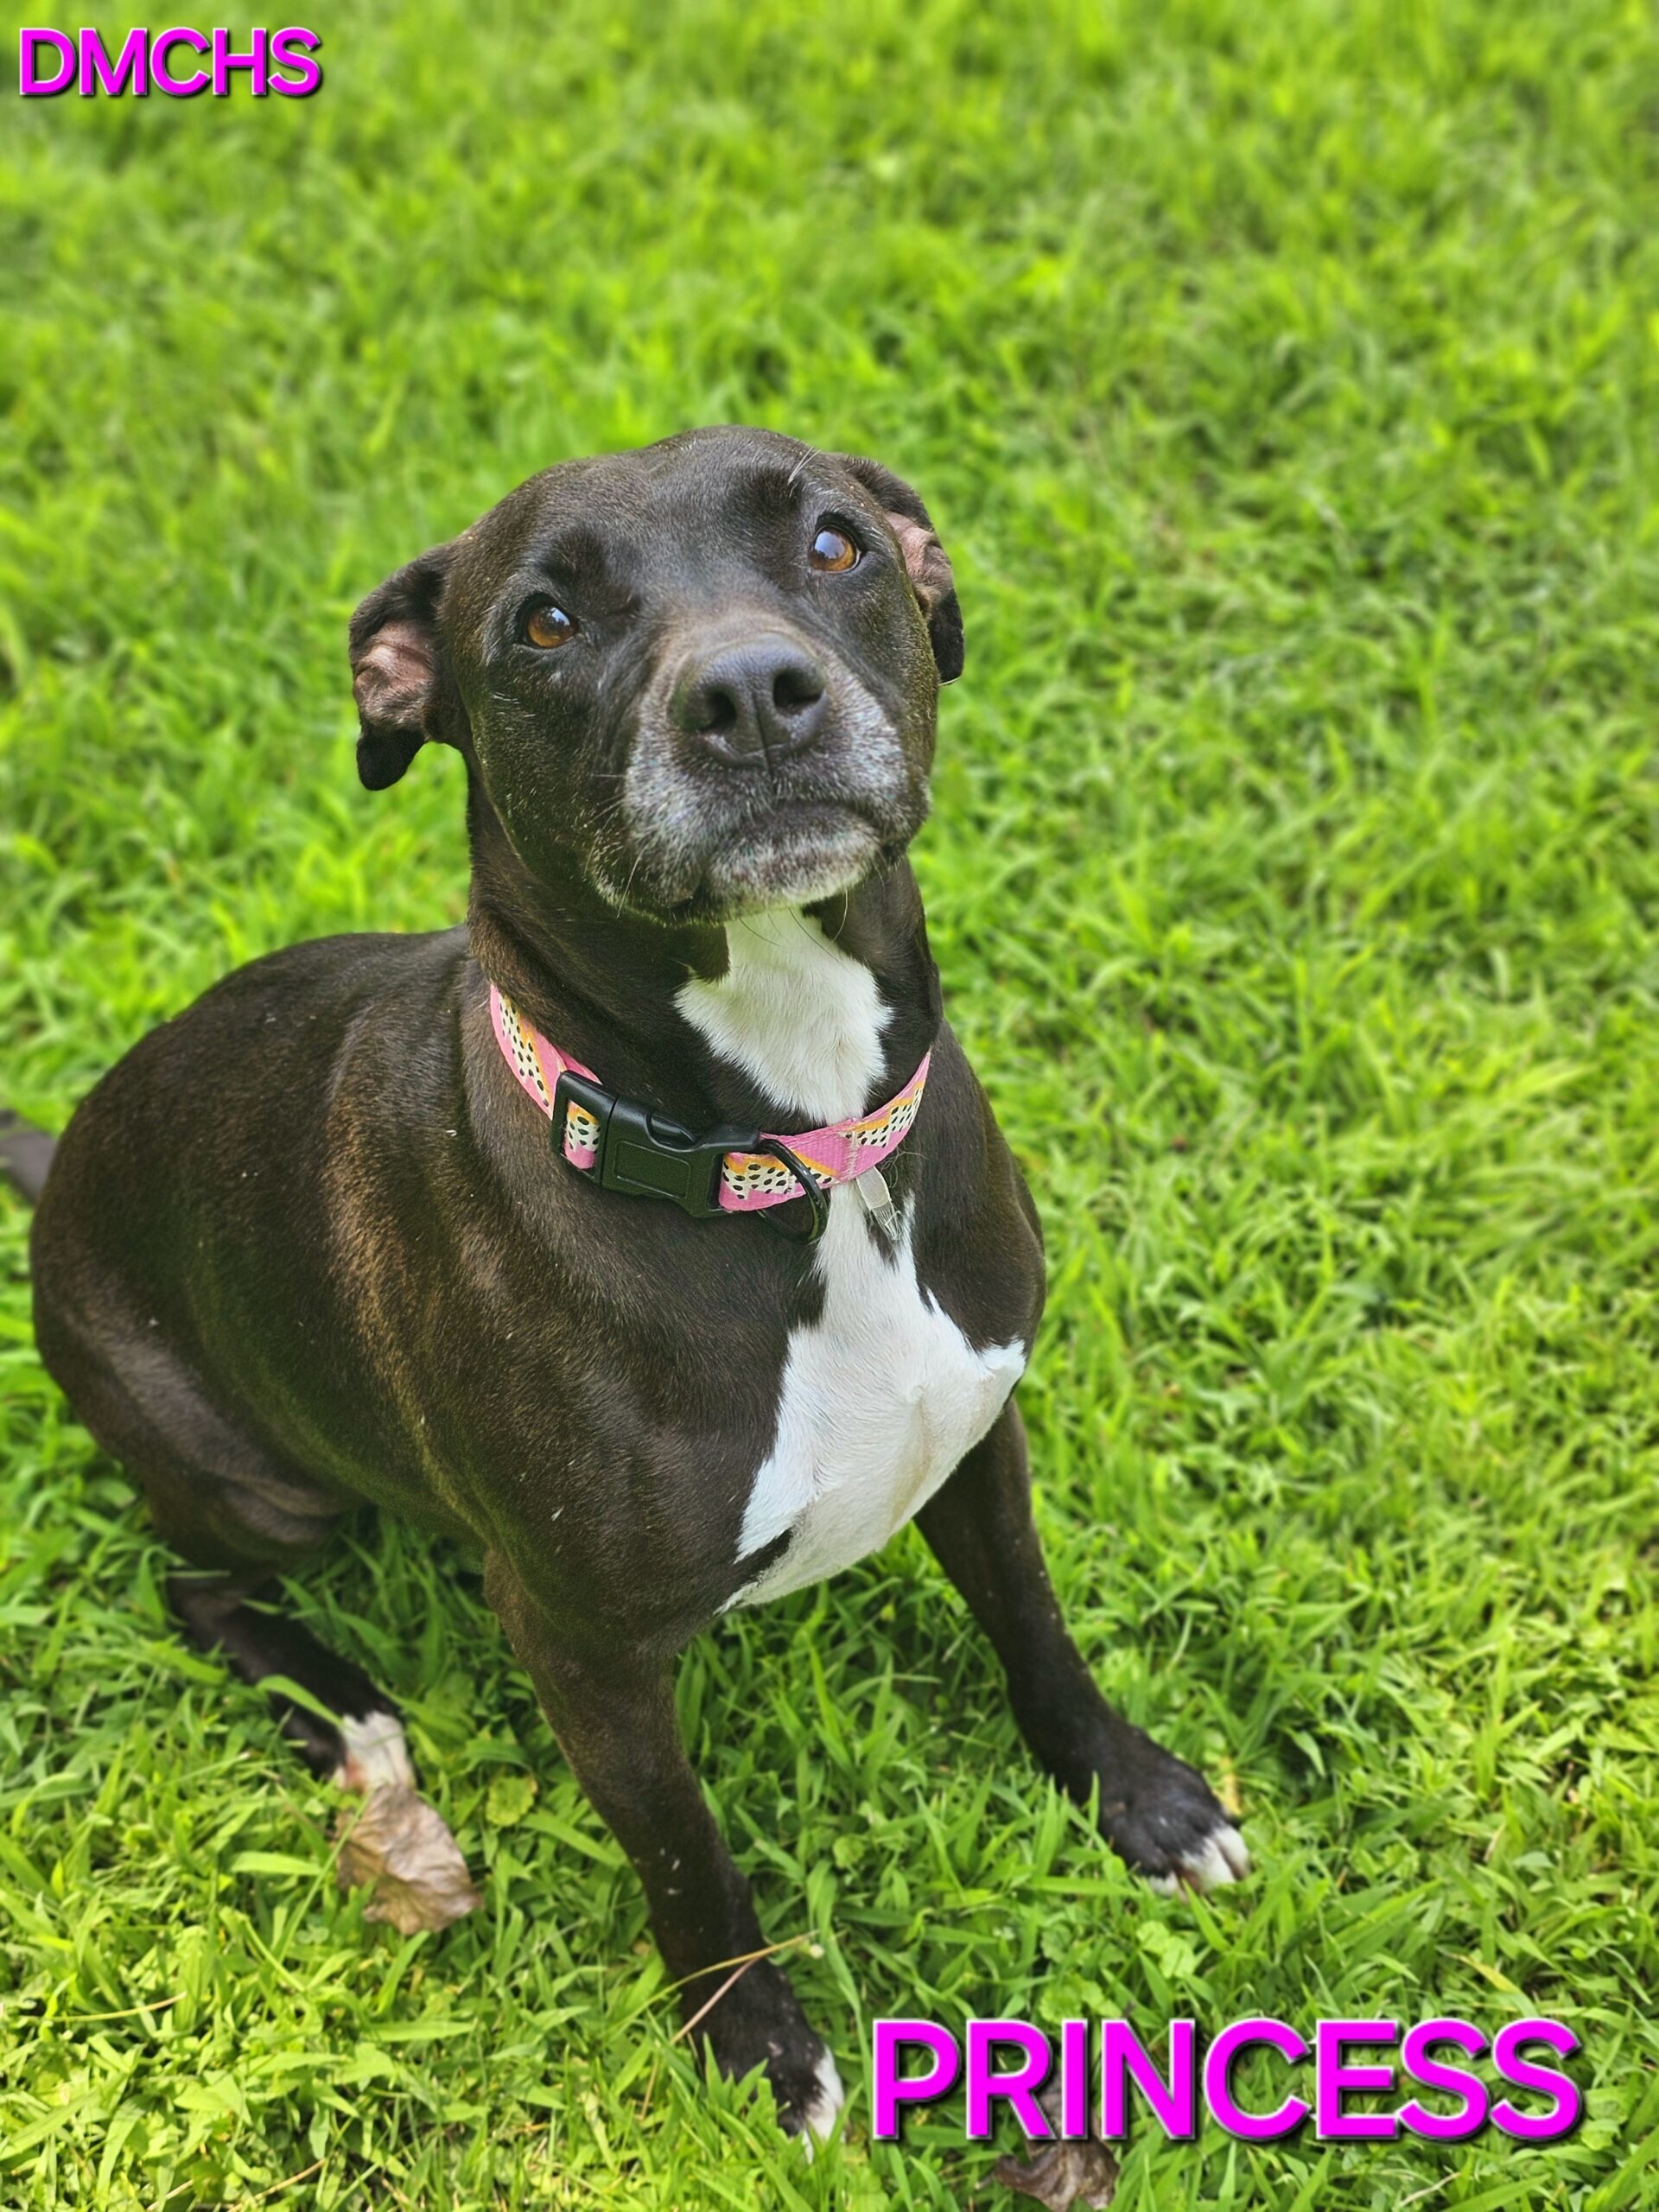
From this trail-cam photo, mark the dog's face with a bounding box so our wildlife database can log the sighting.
[350,428,963,922]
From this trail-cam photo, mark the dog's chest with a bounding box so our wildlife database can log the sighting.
[727,1195,1025,1605]
[677,912,1025,1610]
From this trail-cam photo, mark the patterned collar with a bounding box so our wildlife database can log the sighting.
[489,982,927,1238]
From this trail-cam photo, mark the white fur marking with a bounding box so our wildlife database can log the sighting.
[333,1711,416,1794]
[677,910,1027,1610]
[800,2049,845,2152]
[677,908,887,1122]
[730,1193,1025,1605]
[1147,1821,1251,1897]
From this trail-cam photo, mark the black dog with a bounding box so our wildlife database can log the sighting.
[9,427,1246,2139]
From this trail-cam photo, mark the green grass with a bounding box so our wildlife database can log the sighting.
[3,0,1658,2203]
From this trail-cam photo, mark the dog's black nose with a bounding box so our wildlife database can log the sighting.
[675,637,828,765]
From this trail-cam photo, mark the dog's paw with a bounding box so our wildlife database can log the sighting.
[1096,1735,1250,1897]
[1146,1818,1250,1897]
[334,1709,416,1794]
[693,1958,843,2145]
[798,2050,846,2153]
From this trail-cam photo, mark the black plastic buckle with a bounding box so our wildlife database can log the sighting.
[554,1069,746,1218]
[551,1071,830,1242]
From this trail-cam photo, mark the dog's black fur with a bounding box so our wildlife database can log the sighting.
[10,428,1243,2135]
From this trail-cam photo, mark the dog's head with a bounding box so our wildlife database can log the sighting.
[349,427,963,923]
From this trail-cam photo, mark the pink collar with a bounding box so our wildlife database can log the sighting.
[489,982,929,1228]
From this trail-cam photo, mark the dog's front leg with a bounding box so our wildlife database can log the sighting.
[482,1552,842,2139]
[917,1403,1249,1895]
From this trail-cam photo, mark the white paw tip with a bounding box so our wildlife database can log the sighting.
[333,1711,416,1795]
[798,2050,845,2154]
[1149,1821,1251,1897]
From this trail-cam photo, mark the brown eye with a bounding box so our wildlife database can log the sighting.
[808,526,859,574]
[525,602,578,649]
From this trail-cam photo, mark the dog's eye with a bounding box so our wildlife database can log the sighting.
[525,602,579,649]
[808,526,859,574]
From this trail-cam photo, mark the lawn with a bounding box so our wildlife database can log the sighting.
[3,0,1658,2204]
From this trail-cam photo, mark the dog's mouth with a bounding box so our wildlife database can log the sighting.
[616,795,898,924]
[689,800,885,912]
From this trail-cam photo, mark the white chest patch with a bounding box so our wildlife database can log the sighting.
[726,1195,1026,1606]
[677,906,887,1122]
[676,911,1027,1611]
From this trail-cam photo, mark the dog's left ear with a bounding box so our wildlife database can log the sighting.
[348,542,456,791]
[831,454,964,683]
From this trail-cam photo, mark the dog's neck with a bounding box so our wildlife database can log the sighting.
[465,792,940,1133]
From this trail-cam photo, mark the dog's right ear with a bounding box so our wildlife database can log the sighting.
[830,453,965,683]
[348,543,455,791]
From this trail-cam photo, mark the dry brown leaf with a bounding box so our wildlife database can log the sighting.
[991,2083,1119,2210]
[334,1783,481,1934]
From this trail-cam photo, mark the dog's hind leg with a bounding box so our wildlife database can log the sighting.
[31,1311,414,1790]
[163,1548,479,1930]
[167,1568,414,1792]
[32,1286,417,1796]
[22,1103,477,1921]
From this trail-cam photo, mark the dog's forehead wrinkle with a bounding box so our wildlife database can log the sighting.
[728,459,810,514]
[619,439,822,543]
[524,521,620,581]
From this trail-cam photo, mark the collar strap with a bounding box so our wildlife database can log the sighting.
[490,982,928,1234]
